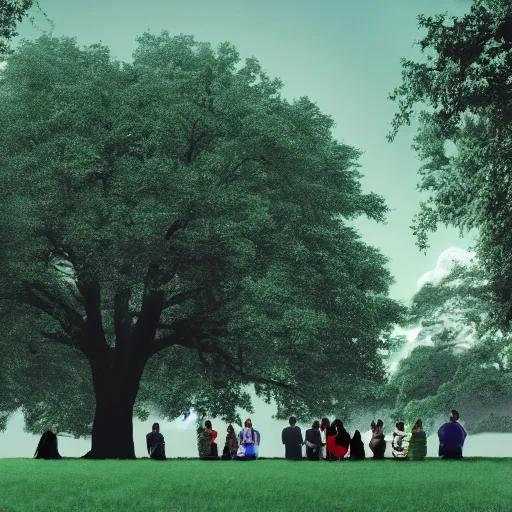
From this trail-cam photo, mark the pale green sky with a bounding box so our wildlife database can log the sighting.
[15,0,475,303]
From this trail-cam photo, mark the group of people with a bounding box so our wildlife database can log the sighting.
[32,409,467,461]
[279,410,467,462]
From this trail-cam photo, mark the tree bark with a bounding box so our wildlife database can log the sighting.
[88,349,147,459]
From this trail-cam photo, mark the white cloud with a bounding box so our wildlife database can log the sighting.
[417,247,476,290]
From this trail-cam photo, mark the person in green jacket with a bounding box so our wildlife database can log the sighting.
[409,419,427,461]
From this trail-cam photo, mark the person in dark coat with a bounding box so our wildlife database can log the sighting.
[369,419,386,459]
[438,410,467,459]
[409,419,427,461]
[349,430,365,460]
[34,425,62,460]
[282,416,303,460]
[221,424,238,460]
[305,421,322,460]
[146,422,166,460]
[205,420,219,458]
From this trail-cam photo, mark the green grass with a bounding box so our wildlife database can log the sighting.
[1,458,512,512]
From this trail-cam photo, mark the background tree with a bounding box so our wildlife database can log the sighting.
[383,261,512,433]
[388,0,512,328]
[0,33,404,458]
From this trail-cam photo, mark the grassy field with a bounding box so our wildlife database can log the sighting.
[1,458,511,512]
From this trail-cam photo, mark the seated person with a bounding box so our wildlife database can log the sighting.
[391,422,409,460]
[221,424,238,460]
[146,422,166,460]
[326,419,350,460]
[409,419,427,461]
[438,410,467,459]
[197,424,211,459]
[236,418,260,460]
[369,419,386,459]
[34,425,62,460]
[282,416,303,460]
[320,418,330,460]
[349,430,365,460]
[305,421,322,461]
[205,420,219,458]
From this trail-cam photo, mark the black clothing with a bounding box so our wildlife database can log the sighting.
[34,431,62,460]
[282,425,303,459]
[305,428,322,460]
[349,433,366,460]
[146,431,166,460]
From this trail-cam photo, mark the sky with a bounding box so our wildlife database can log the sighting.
[0,0,482,457]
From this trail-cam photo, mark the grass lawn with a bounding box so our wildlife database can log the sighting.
[1,458,511,512]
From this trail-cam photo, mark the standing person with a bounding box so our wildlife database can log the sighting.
[34,425,62,460]
[236,418,259,460]
[222,424,238,460]
[369,419,386,459]
[349,430,365,460]
[409,419,427,461]
[146,422,166,460]
[391,422,409,460]
[205,420,219,458]
[320,418,330,460]
[304,421,322,460]
[282,416,304,460]
[438,410,467,459]
[326,419,350,461]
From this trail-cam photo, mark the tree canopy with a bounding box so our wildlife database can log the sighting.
[0,1,36,58]
[0,33,404,456]
[388,0,512,328]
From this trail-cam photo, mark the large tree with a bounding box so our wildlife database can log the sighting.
[0,33,404,458]
[388,0,512,328]
[0,1,37,58]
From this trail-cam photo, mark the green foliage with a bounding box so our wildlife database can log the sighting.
[0,33,404,436]
[0,1,33,58]
[389,0,512,327]
[467,413,512,434]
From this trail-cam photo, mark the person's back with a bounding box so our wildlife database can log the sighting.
[236,418,258,460]
[410,419,427,461]
[349,430,365,460]
[438,410,467,459]
[391,422,409,460]
[305,421,322,460]
[327,419,350,460]
[369,419,386,459]
[34,425,62,460]
[146,423,166,460]
[282,416,303,460]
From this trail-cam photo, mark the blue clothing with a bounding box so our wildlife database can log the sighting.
[438,421,466,458]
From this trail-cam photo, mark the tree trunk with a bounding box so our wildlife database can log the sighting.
[88,351,147,459]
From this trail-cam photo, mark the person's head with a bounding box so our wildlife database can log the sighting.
[289,416,297,426]
[227,424,234,434]
[320,418,330,430]
[312,420,320,429]
[244,418,252,428]
[396,422,405,432]
[376,419,384,428]
[205,420,212,430]
[333,419,344,431]
[413,419,423,431]
[152,422,160,433]
[352,430,361,441]
[450,410,460,422]
[50,425,59,435]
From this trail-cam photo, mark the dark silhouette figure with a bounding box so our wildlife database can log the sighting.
[146,422,166,460]
[34,425,62,459]
[438,410,467,459]
[305,421,322,460]
[221,424,238,460]
[327,419,350,460]
[205,420,219,458]
[410,419,427,461]
[282,416,303,459]
[369,419,386,459]
[349,430,365,460]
